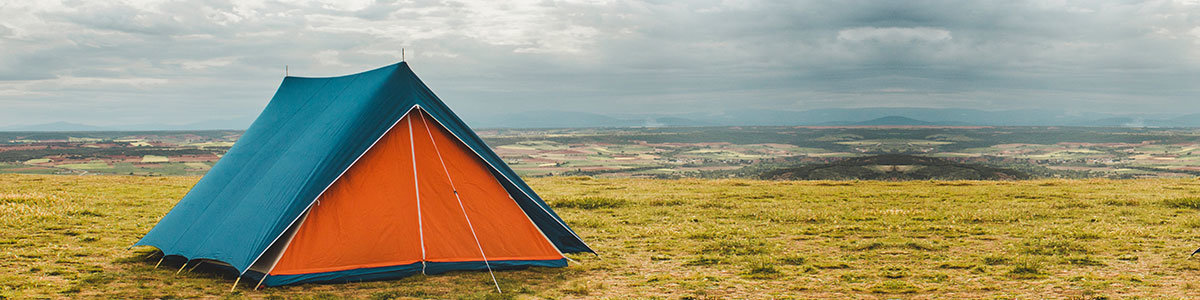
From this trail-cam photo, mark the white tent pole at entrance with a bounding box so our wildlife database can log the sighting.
[418,110,502,293]
[407,116,429,275]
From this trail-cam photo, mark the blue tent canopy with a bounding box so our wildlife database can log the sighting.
[134,62,593,278]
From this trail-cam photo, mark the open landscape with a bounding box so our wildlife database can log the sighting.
[4,174,1200,299]
[5,1,1200,298]
[5,126,1199,179]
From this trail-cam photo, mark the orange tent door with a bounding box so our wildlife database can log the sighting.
[269,109,562,276]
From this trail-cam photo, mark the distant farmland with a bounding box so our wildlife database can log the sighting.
[3,126,1200,179]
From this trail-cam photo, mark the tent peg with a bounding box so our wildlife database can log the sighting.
[187,261,203,273]
[230,276,241,292]
[255,275,269,291]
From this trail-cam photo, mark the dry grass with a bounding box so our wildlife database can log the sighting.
[4,174,1200,299]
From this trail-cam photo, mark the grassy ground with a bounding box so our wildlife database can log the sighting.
[4,174,1200,299]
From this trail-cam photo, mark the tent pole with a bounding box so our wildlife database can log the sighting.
[407,115,428,275]
[154,257,164,269]
[418,110,501,293]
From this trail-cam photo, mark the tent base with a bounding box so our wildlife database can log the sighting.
[247,258,567,287]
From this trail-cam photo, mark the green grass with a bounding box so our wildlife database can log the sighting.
[57,161,110,170]
[4,175,1200,298]
[140,155,169,163]
[24,158,52,164]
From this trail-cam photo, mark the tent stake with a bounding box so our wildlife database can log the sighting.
[175,261,188,275]
[230,276,241,292]
[255,275,268,291]
[154,257,164,269]
[187,261,203,273]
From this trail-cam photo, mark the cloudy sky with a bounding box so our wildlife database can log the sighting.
[2,0,1199,127]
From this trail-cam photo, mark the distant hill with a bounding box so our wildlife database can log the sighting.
[465,110,717,128]
[2,122,108,131]
[6,107,1200,130]
[468,107,1196,128]
[851,116,937,126]
[761,154,1030,180]
[1170,113,1200,127]
[0,117,256,132]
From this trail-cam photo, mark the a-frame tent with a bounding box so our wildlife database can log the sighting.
[134,62,593,287]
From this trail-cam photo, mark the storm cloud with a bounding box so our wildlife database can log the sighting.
[1,0,1198,127]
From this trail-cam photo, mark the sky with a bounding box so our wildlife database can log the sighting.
[1,0,1199,127]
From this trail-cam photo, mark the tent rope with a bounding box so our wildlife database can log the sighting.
[418,110,502,293]
[407,116,429,275]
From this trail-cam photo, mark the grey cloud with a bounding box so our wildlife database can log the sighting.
[0,0,1198,127]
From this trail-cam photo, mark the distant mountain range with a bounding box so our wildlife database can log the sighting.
[0,117,256,132]
[4,108,1199,131]
[820,116,971,126]
[462,108,1200,128]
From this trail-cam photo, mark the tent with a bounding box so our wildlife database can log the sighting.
[133,62,593,288]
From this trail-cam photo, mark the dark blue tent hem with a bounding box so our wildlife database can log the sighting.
[247,258,567,286]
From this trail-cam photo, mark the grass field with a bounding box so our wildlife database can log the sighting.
[4,175,1200,299]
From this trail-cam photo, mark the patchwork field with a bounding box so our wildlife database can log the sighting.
[4,174,1200,299]
[6,126,1200,179]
